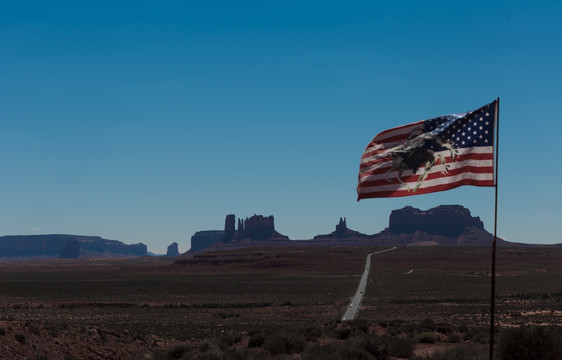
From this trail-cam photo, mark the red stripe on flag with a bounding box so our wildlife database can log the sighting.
[357,178,495,199]
[358,165,494,188]
[358,151,493,180]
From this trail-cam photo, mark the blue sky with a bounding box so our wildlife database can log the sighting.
[1,1,561,253]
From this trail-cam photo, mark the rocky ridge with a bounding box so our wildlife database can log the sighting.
[190,231,225,252]
[0,235,147,259]
[186,205,525,253]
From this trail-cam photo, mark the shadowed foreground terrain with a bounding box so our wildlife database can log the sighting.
[0,246,560,359]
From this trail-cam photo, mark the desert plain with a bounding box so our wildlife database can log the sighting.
[0,245,560,359]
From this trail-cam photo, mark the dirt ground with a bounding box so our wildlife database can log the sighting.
[0,245,560,359]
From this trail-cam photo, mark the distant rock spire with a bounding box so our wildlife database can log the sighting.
[335,217,348,238]
[222,214,236,243]
[166,242,179,256]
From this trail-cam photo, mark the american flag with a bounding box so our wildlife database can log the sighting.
[357,100,497,200]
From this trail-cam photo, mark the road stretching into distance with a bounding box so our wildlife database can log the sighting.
[342,247,398,322]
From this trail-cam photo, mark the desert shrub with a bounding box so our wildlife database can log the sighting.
[302,325,323,341]
[117,333,136,344]
[167,345,191,359]
[319,321,339,339]
[197,353,221,360]
[448,332,463,343]
[350,319,369,333]
[462,326,489,343]
[0,327,6,336]
[247,327,261,337]
[336,326,352,340]
[384,335,415,358]
[417,331,438,343]
[213,311,240,319]
[302,342,372,360]
[198,341,215,353]
[410,344,487,360]
[43,321,69,337]
[148,344,191,360]
[222,348,256,360]
[29,325,42,336]
[356,333,389,359]
[213,333,239,350]
[498,325,562,360]
[387,326,400,336]
[214,311,227,319]
[248,333,266,348]
[15,332,27,344]
[264,330,306,355]
[32,355,50,360]
[418,318,436,332]
[197,341,225,360]
[471,331,490,344]
[402,322,418,336]
[437,323,455,335]
[350,332,413,359]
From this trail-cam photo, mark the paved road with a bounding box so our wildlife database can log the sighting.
[341,247,397,321]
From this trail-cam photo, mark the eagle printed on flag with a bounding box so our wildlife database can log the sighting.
[357,100,497,200]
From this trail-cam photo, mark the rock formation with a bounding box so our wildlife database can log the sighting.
[388,205,484,236]
[313,217,370,241]
[184,205,525,255]
[369,205,504,247]
[235,215,287,241]
[0,235,147,258]
[60,239,80,258]
[306,205,508,247]
[166,242,179,256]
[234,214,289,241]
[78,236,147,256]
[335,217,347,238]
[189,214,289,252]
[220,214,284,242]
[222,214,236,243]
[190,230,225,251]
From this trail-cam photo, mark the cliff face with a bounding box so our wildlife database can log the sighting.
[367,204,502,247]
[77,236,147,256]
[191,231,225,251]
[222,215,236,243]
[0,235,68,257]
[61,239,80,258]
[189,214,289,252]
[306,205,500,247]
[236,215,288,241]
[0,235,147,258]
[389,205,484,237]
[166,242,179,256]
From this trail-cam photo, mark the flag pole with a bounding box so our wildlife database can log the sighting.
[489,97,500,359]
